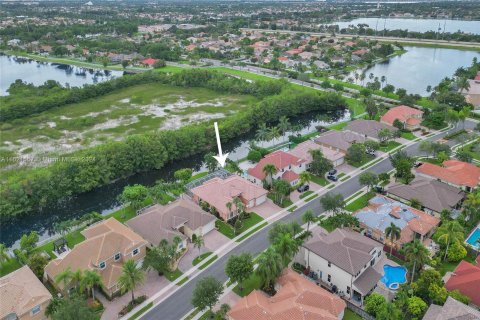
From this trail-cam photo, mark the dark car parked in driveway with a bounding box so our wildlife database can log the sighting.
[297,184,310,193]
[327,175,338,182]
[328,169,337,175]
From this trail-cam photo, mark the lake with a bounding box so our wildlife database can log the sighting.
[350,46,480,96]
[332,18,480,35]
[0,110,350,247]
[0,54,124,96]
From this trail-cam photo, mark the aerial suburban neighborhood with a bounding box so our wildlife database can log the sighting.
[0,1,479,320]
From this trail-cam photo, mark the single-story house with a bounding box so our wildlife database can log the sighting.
[247,150,306,186]
[0,266,52,320]
[126,198,216,249]
[191,175,268,221]
[288,139,345,167]
[416,160,480,192]
[45,218,148,298]
[353,195,440,249]
[423,296,480,320]
[313,60,329,69]
[299,228,383,304]
[314,130,367,153]
[228,269,346,320]
[444,258,480,307]
[462,79,480,108]
[387,178,465,215]
[344,119,398,142]
[380,105,423,131]
[141,58,157,66]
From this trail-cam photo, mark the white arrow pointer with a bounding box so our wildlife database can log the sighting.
[213,122,229,168]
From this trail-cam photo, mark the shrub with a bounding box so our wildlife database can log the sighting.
[247,150,262,162]
[447,241,467,262]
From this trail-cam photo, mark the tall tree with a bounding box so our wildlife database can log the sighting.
[262,164,278,188]
[118,260,145,304]
[0,244,10,268]
[191,277,224,313]
[320,193,345,215]
[274,233,299,267]
[308,149,333,177]
[225,253,254,293]
[358,172,378,191]
[436,220,464,261]
[81,270,103,301]
[50,295,97,320]
[255,247,283,290]
[385,223,401,257]
[255,123,269,142]
[299,171,311,186]
[302,210,316,233]
[193,235,204,255]
[404,240,430,283]
[277,116,291,141]
[55,268,74,295]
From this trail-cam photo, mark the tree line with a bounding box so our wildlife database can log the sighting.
[0,70,347,220]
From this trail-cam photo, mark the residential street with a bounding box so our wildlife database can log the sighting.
[140,120,477,320]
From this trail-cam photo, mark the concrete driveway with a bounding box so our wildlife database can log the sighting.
[290,181,323,203]
[248,198,282,219]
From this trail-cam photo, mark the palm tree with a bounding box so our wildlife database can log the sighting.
[118,260,145,304]
[255,247,283,290]
[409,198,422,210]
[55,267,74,295]
[262,164,278,189]
[404,240,430,283]
[268,126,281,143]
[274,233,299,267]
[456,77,470,94]
[299,171,311,186]
[277,116,291,141]
[302,210,316,233]
[81,270,103,301]
[193,235,204,255]
[436,220,464,261]
[385,223,401,257]
[226,202,233,217]
[255,123,269,142]
[0,244,10,267]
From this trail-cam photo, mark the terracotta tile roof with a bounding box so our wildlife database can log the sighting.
[0,266,52,319]
[380,105,423,126]
[416,160,480,189]
[248,150,306,181]
[45,218,148,290]
[445,260,480,306]
[288,140,345,164]
[228,269,346,320]
[141,58,157,66]
[282,170,299,182]
[191,176,267,214]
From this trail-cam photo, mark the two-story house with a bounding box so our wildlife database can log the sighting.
[380,105,423,131]
[247,150,306,186]
[44,218,148,298]
[298,228,383,305]
[416,160,480,192]
[0,266,52,320]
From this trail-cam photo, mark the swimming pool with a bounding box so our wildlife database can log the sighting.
[466,227,480,249]
[381,265,407,290]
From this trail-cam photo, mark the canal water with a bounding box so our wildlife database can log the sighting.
[332,18,480,35]
[349,46,480,96]
[0,110,350,247]
[0,54,124,96]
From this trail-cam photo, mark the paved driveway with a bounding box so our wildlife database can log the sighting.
[290,181,323,203]
[249,199,282,219]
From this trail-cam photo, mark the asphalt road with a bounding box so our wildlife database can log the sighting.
[142,119,477,320]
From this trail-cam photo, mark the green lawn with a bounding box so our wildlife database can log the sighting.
[192,252,213,266]
[343,309,363,320]
[0,258,22,277]
[233,273,262,297]
[328,121,349,131]
[310,174,329,186]
[435,255,476,276]
[379,141,401,153]
[164,268,183,282]
[267,193,293,208]
[187,172,209,183]
[344,97,366,118]
[320,219,336,232]
[215,213,265,239]
[128,302,154,320]
[198,255,218,270]
[210,67,274,81]
[350,154,375,168]
[401,131,416,140]
[299,190,314,199]
[36,228,86,259]
[462,140,480,161]
[303,194,319,202]
[345,192,375,212]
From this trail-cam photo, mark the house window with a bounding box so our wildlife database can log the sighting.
[31,305,41,315]
[132,248,139,256]
[327,274,331,282]
[347,286,350,294]
[328,261,331,267]
[378,251,381,257]
[114,253,121,261]
[99,261,106,269]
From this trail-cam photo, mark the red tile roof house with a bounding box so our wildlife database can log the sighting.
[228,269,346,320]
[247,150,307,187]
[141,58,157,67]
[185,44,197,52]
[416,160,480,192]
[444,259,480,307]
[190,175,268,221]
[288,139,345,168]
[380,105,424,131]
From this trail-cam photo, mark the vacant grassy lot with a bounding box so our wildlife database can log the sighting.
[1,83,258,164]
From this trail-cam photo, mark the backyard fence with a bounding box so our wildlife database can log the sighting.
[344,300,375,320]
[383,244,406,261]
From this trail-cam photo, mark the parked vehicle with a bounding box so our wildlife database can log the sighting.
[327,175,338,182]
[328,169,337,175]
[297,184,310,193]
[374,185,386,194]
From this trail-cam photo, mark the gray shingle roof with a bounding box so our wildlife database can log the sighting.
[422,297,480,320]
[344,120,397,140]
[314,130,367,152]
[352,266,382,295]
[387,179,465,213]
[303,229,379,276]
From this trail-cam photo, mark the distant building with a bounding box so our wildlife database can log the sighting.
[288,139,345,168]
[462,78,480,108]
[416,160,480,192]
[228,269,346,320]
[0,266,52,320]
[444,258,480,307]
[314,130,367,153]
[344,119,398,142]
[423,296,480,320]
[380,105,423,131]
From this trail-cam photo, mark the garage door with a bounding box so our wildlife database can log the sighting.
[256,194,267,206]
[202,220,215,235]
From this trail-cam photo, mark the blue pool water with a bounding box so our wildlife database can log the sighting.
[466,228,480,249]
[381,265,407,289]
